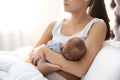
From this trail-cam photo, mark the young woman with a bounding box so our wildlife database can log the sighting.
[28,0,110,79]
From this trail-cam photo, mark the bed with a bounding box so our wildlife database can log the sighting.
[0,40,120,80]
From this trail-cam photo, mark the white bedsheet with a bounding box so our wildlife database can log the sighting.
[0,46,48,80]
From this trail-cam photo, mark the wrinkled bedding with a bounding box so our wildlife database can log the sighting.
[0,46,48,80]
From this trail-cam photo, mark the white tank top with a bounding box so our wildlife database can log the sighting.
[47,18,104,53]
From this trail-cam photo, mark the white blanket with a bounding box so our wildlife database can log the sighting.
[0,47,48,80]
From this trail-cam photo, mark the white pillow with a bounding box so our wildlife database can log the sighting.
[82,41,120,80]
[110,40,120,48]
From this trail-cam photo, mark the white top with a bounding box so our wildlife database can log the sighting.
[47,18,104,53]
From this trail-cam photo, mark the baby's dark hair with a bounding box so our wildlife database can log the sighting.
[62,37,86,61]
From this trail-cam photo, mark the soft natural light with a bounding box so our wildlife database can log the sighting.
[0,0,63,50]
[0,0,115,30]
[0,0,116,50]
[0,0,39,30]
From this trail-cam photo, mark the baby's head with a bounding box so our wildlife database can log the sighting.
[61,37,86,61]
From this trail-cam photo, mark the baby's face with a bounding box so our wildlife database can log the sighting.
[61,40,71,51]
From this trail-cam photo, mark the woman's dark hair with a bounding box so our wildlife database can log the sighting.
[88,0,110,40]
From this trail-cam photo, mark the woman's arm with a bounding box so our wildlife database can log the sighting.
[42,21,107,77]
[37,53,61,75]
[27,21,55,63]
[33,21,56,47]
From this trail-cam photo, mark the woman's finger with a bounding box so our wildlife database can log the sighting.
[31,55,34,63]
[28,50,35,63]
[33,53,41,65]
[33,57,38,65]
[39,53,45,64]
[37,61,61,75]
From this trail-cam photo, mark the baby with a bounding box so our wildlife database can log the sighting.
[33,37,86,80]
[35,37,86,65]
[36,37,86,65]
[61,37,86,61]
[46,37,86,80]
[46,37,86,62]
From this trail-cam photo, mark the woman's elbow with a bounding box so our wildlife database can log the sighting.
[75,68,89,77]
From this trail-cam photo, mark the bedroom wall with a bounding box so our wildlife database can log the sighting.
[0,29,35,50]
[0,0,114,50]
[105,0,115,29]
[0,0,63,50]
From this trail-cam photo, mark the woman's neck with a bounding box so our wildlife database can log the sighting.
[69,13,91,25]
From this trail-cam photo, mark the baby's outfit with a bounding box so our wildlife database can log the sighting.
[47,40,62,53]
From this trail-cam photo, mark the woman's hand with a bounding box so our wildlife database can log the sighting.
[25,44,46,64]
[37,53,61,75]
[30,44,46,65]
[25,48,35,63]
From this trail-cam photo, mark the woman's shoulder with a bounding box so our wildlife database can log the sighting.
[93,18,105,23]
[47,21,57,28]
[45,19,64,34]
[47,19,64,28]
[92,18,106,27]
[90,18,107,33]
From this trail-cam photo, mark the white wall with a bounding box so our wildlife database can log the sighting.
[0,0,115,50]
[0,0,63,50]
[105,0,115,29]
